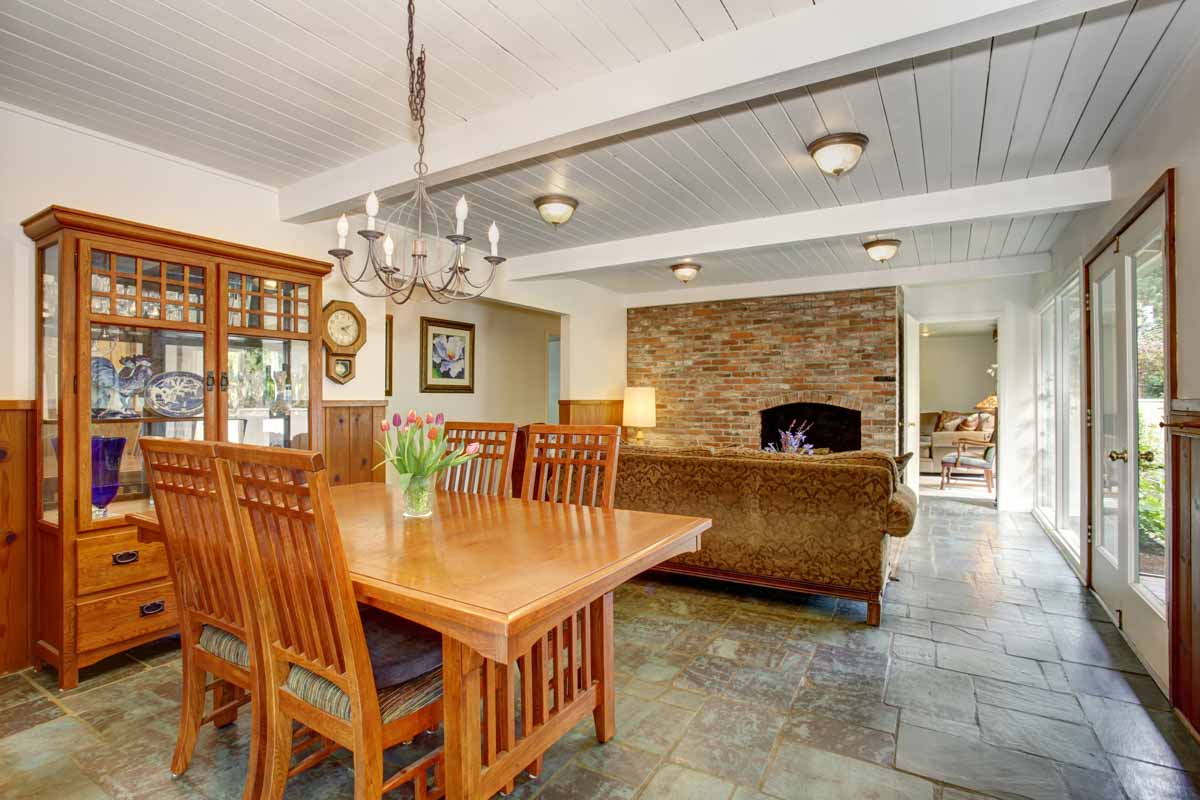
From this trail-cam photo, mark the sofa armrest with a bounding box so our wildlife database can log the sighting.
[885,484,918,537]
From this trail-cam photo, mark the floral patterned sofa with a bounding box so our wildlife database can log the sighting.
[614,447,917,625]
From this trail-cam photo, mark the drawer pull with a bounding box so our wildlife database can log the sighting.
[112,550,140,566]
[139,600,166,617]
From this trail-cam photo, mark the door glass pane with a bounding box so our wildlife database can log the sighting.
[1036,306,1056,517]
[40,244,61,523]
[89,325,206,521]
[1133,236,1167,607]
[1059,282,1083,553]
[1094,270,1121,560]
[227,336,309,448]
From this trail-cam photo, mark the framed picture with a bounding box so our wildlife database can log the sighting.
[384,313,394,397]
[420,316,475,393]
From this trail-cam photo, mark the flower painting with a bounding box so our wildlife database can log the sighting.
[420,317,475,393]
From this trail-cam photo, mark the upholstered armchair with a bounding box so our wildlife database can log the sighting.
[940,435,997,492]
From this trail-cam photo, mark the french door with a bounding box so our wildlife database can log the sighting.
[1088,194,1169,687]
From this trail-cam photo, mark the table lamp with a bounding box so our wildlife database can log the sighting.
[623,387,656,443]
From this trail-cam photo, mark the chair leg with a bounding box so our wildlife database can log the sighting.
[260,705,293,800]
[985,468,994,493]
[210,681,241,728]
[940,466,948,489]
[353,747,383,800]
[171,650,206,776]
[866,600,881,627]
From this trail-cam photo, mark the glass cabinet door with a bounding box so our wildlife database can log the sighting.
[220,266,318,449]
[38,241,62,525]
[80,241,216,526]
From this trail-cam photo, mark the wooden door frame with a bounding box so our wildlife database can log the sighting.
[1081,168,1176,690]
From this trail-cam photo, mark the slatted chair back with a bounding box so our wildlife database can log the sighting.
[441,421,518,497]
[520,424,621,509]
[141,437,248,638]
[214,443,377,714]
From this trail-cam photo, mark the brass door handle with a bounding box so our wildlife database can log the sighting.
[1139,450,1155,464]
[1107,449,1129,462]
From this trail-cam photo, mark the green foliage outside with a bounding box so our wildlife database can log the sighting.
[1135,252,1165,553]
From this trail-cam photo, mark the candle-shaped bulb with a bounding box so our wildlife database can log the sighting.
[336,214,349,248]
[455,195,468,235]
[365,191,379,230]
[488,221,499,257]
[383,234,394,267]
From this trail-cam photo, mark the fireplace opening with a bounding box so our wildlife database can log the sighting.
[760,402,862,453]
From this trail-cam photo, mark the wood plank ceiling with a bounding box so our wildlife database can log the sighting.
[0,0,813,185]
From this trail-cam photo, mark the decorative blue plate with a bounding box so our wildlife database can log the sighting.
[91,357,116,412]
[145,371,205,418]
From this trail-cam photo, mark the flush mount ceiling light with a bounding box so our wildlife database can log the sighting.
[534,195,579,227]
[670,262,701,283]
[808,132,869,176]
[863,238,901,263]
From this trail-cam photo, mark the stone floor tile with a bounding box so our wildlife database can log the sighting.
[790,685,899,734]
[1036,589,1110,620]
[1051,620,1150,674]
[885,658,977,724]
[893,634,937,666]
[1111,755,1200,800]
[895,724,1068,800]
[985,617,1054,641]
[721,665,801,709]
[881,614,934,638]
[536,762,638,800]
[657,688,707,711]
[1041,661,1072,693]
[763,741,935,800]
[669,697,784,786]
[929,623,1004,653]
[0,697,64,739]
[973,676,1085,724]
[936,642,1049,689]
[1058,762,1129,800]
[0,716,103,787]
[924,593,1025,622]
[0,674,43,712]
[615,699,696,755]
[782,708,897,767]
[804,644,890,696]
[1003,634,1061,662]
[0,755,112,800]
[26,654,147,698]
[639,763,735,800]
[940,790,995,800]
[908,606,990,631]
[899,708,982,741]
[976,704,1109,771]
[674,654,736,694]
[1081,694,1200,771]
[1062,662,1170,709]
[666,620,727,655]
[574,740,660,786]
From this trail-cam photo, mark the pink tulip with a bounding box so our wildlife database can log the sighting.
[427,426,439,440]
[407,409,418,424]
[392,412,402,428]
[425,412,435,425]
[465,442,481,455]
[380,419,390,433]
[435,412,445,426]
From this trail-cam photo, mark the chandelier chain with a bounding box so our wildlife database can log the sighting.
[407,0,427,173]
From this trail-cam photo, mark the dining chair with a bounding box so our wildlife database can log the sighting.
[214,443,446,800]
[520,424,621,509]
[441,421,518,496]
[140,437,264,799]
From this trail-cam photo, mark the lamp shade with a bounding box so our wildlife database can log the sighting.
[622,387,656,429]
[975,394,998,411]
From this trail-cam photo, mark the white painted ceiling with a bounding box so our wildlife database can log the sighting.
[423,0,1196,261]
[0,0,813,186]
[557,214,1071,293]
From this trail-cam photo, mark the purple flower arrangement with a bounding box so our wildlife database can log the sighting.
[765,420,815,455]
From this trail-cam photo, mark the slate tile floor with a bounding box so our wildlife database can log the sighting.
[2,497,1199,799]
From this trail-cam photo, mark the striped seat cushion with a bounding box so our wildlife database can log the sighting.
[197,625,249,668]
[284,665,443,723]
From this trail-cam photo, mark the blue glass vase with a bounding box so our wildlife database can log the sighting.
[91,435,126,517]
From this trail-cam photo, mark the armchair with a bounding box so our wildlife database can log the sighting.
[940,435,996,493]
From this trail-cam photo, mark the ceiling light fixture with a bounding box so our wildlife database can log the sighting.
[534,195,579,227]
[808,132,869,176]
[670,262,701,283]
[327,0,504,305]
[863,238,901,263]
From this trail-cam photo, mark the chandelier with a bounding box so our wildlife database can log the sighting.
[328,0,504,305]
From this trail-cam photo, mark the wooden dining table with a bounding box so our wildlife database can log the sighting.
[133,482,709,799]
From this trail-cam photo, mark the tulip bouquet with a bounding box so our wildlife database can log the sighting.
[378,410,480,518]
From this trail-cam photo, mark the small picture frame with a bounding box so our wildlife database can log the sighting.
[384,313,394,397]
[420,316,475,393]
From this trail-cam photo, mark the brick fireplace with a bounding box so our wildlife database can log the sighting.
[626,287,900,453]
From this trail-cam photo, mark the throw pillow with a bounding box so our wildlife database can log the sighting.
[959,414,982,431]
[940,414,967,431]
[979,412,996,431]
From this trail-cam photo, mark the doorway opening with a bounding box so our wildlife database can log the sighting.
[547,335,560,423]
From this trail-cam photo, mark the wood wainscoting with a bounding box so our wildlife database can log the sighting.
[0,400,34,674]
[558,399,623,426]
[1169,403,1200,733]
[322,401,388,486]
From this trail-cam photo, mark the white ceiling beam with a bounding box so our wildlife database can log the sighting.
[279,0,1125,223]
[622,254,1050,308]
[503,167,1110,281]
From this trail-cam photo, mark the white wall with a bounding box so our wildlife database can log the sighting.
[388,297,560,426]
[0,104,626,405]
[1044,38,1200,397]
[919,333,996,413]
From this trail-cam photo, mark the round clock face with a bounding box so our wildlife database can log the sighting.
[327,308,360,347]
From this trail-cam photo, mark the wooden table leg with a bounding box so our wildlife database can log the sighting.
[588,592,615,743]
[443,637,484,799]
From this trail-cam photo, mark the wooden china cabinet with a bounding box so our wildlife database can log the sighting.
[23,206,330,689]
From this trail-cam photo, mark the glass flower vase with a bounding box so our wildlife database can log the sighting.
[91,435,126,518]
[403,474,435,519]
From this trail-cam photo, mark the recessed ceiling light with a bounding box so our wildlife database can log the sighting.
[808,132,869,176]
[670,262,701,283]
[534,194,578,226]
[863,238,901,263]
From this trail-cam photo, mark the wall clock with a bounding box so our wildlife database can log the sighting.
[321,300,367,384]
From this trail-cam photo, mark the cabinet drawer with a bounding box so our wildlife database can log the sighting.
[77,528,169,595]
[76,581,177,653]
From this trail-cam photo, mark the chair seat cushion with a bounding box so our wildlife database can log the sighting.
[198,625,249,668]
[359,605,443,688]
[942,453,991,469]
[284,665,443,723]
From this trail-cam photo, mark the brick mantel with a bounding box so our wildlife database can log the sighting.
[626,287,900,453]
